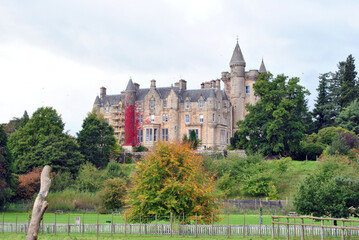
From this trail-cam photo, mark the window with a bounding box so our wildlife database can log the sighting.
[163,100,167,108]
[199,100,203,108]
[137,130,143,143]
[138,114,143,123]
[154,128,158,142]
[146,129,153,142]
[218,115,220,123]
[138,102,142,110]
[106,106,109,112]
[218,101,221,109]
[151,114,155,123]
[162,114,168,122]
[185,114,190,124]
[162,129,168,141]
[188,129,199,138]
[246,86,250,94]
[212,113,215,122]
[150,101,155,109]
[185,101,190,109]
[106,118,110,123]
[199,114,203,123]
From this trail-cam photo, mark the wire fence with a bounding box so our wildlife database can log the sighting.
[2,212,359,238]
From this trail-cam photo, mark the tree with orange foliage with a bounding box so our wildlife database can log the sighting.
[126,141,219,224]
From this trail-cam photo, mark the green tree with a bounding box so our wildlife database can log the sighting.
[8,107,82,174]
[99,178,127,210]
[127,141,219,224]
[0,126,15,208]
[313,73,336,131]
[19,110,29,128]
[77,113,116,168]
[339,55,358,108]
[294,156,359,219]
[237,73,310,157]
[336,99,359,134]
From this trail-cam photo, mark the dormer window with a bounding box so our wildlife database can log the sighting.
[163,100,167,108]
[246,86,250,94]
[199,100,203,108]
[185,101,190,109]
[150,101,155,109]
[106,106,109,113]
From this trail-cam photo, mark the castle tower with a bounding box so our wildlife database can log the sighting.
[229,41,246,131]
[259,58,267,74]
[124,78,137,146]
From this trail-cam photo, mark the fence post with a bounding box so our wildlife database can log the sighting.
[68,213,70,236]
[2,212,4,234]
[244,214,246,238]
[341,220,345,240]
[183,212,185,237]
[54,213,56,235]
[311,214,314,238]
[300,217,304,240]
[125,213,127,237]
[195,213,198,238]
[155,213,157,235]
[286,217,289,240]
[15,213,17,234]
[82,213,84,236]
[227,213,231,238]
[110,213,112,236]
[96,213,99,239]
[139,213,141,236]
[320,219,324,240]
[259,210,262,238]
[293,216,296,238]
[170,212,172,238]
[211,212,214,238]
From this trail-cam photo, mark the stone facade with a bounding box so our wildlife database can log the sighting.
[93,42,266,149]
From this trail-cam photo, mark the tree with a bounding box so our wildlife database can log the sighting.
[77,113,116,168]
[313,73,336,131]
[182,130,200,149]
[99,178,127,210]
[336,99,359,134]
[339,55,358,108]
[0,126,15,208]
[294,156,359,219]
[237,73,310,157]
[8,107,82,174]
[126,141,219,223]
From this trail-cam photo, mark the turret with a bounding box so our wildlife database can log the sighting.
[124,78,137,146]
[258,58,267,74]
[100,86,106,99]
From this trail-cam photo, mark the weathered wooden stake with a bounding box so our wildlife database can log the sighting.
[321,219,324,240]
[195,213,198,238]
[244,214,246,238]
[2,212,4,234]
[341,220,345,240]
[139,213,142,236]
[111,213,113,236]
[211,212,214,238]
[82,213,84,236]
[183,212,185,237]
[125,213,127,236]
[15,213,17,233]
[300,217,304,240]
[96,213,99,239]
[170,212,172,238]
[67,213,70,236]
[26,165,51,240]
[54,213,56,235]
[311,214,314,238]
[227,213,230,238]
[155,213,157,235]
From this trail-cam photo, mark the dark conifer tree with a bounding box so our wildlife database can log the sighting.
[339,55,358,108]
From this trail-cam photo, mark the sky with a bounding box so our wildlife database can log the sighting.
[1,0,359,135]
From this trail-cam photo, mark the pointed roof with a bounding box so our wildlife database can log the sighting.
[125,78,136,91]
[258,58,267,73]
[94,95,101,105]
[230,42,246,67]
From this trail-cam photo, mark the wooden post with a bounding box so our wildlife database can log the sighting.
[67,213,70,236]
[211,212,214,238]
[300,217,304,240]
[82,213,84,236]
[54,213,56,235]
[170,212,172,238]
[26,165,51,240]
[311,214,314,238]
[321,219,324,240]
[195,213,198,238]
[111,213,113,236]
[293,216,296,238]
[227,213,229,238]
[2,212,4,234]
[244,214,246,238]
[139,214,141,236]
[286,217,290,240]
[183,212,185,237]
[155,213,157,235]
[15,213,17,233]
[125,213,127,236]
[96,213,99,239]
[341,220,345,240]
[259,211,262,238]
[271,216,274,239]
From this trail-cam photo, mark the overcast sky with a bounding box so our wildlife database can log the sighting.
[1,0,359,135]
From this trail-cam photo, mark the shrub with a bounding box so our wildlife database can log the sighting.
[76,162,104,192]
[105,162,128,179]
[133,144,147,152]
[99,178,127,210]
[51,171,75,192]
[47,189,100,211]
[15,169,42,200]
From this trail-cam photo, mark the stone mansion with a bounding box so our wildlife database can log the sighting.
[93,42,267,149]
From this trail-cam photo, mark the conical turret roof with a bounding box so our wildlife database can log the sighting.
[230,42,246,67]
[259,58,267,73]
[125,78,136,91]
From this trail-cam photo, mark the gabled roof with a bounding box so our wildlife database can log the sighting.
[230,42,246,67]
[94,96,101,105]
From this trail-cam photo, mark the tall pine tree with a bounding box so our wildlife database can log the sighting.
[339,55,358,108]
